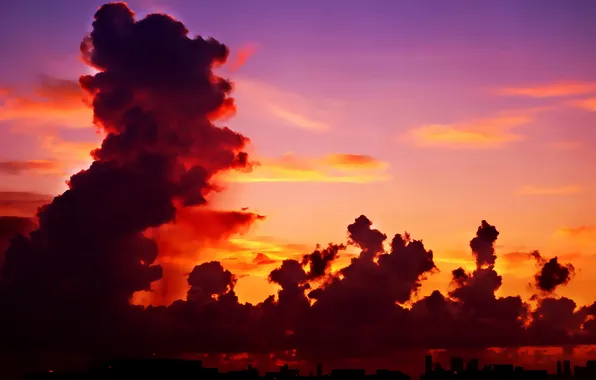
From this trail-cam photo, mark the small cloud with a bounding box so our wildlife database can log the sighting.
[218,252,280,274]
[518,185,583,196]
[227,43,258,72]
[551,227,596,260]
[0,191,53,217]
[501,251,537,269]
[323,153,387,170]
[573,98,596,111]
[253,252,276,265]
[222,153,390,183]
[214,237,308,276]
[0,76,92,131]
[554,226,596,242]
[0,160,65,176]
[234,78,340,133]
[402,113,532,149]
[38,134,102,187]
[495,81,596,98]
[0,133,102,192]
[40,134,99,162]
[266,105,331,132]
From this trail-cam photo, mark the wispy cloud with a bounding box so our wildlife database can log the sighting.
[40,134,99,162]
[501,251,534,269]
[234,78,341,133]
[222,153,390,183]
[0,160,65,176]
[0,76,92,131]
[573,98,596,111]
[266,105,330,132]
[323,153,387,170]
[402,113,534,149]
[0,191,53,217]
[554,226,596,244]
[518,185,583,196]
[0,134,101,192]
[226,43,258,72]
[495,81,596,98]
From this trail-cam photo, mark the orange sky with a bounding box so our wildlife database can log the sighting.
[0,0,595,310]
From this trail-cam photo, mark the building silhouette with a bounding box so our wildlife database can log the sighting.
[22,356,596,380]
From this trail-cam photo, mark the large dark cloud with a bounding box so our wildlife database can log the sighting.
[0,0,250,360]
[1,2,596,377]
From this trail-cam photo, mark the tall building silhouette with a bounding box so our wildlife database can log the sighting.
[425,355,433,375]
[467,358,479,372]
[450,357,464,373]
[564,360,572,377]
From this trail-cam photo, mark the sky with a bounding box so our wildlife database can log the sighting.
[0,0,595,308]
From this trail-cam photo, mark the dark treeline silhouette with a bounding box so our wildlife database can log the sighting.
[0,1,595,379]
[22,357,596,379]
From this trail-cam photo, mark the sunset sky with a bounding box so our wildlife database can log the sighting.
[0,0,595,306]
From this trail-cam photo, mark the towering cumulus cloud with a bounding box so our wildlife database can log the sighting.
[0,1,250,358]
[2,2,596,377]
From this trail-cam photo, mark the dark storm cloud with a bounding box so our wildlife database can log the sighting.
[0,0,251,359]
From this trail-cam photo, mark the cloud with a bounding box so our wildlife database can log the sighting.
[0,76,92,130]
[222,153,390,183]
[554,226,596,243]
[574,98,596,111]
[266,105,330,132]
[324,153,387,170]
[0,134,101,192]
[0,191,53,216]
[219,252,285,277]
[501,251,581,271]
[0,160,65,176]
[502,251,535,269]
[234,78,341,133]
[530,251,575,294]
[518,185,583,196]
[40,134,99,161]
[495,81,596,98]
[227,43,257,72]
[402,114,532,149]
[31,134,101,185]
